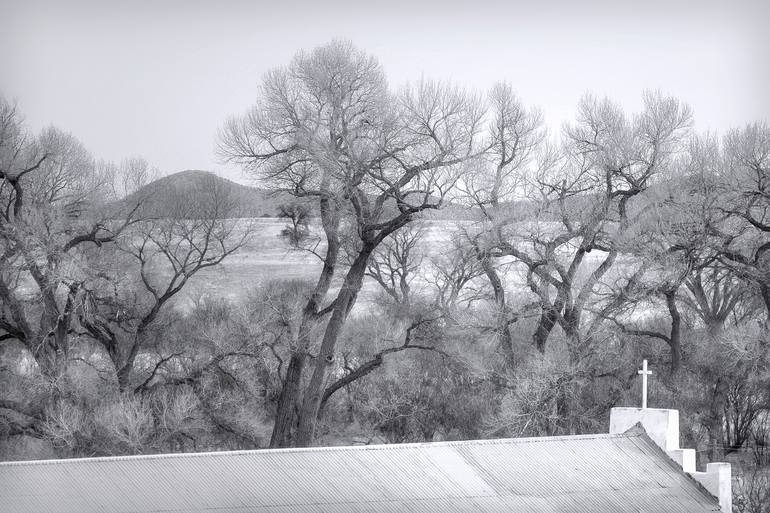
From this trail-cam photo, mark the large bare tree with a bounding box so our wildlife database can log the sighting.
[473,92,692,361]
[219,40,485,446]
[0,97,134,377]
[461,82,545,363]
[714,123,770,321]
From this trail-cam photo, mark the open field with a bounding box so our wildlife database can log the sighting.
[172,218,619,316]
[174,218,465,312]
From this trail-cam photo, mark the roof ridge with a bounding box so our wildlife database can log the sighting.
[0,431,641,467]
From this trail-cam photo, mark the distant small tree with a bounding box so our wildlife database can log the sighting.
[366,224,425,307]
[426,230,487,313]
[116,156,160,198]
[277,202,311,247]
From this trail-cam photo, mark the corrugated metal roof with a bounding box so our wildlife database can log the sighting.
[0,429,720,513]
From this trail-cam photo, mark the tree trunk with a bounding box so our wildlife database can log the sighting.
[533,308,559,353]
[116,359,133,392]
[561,306,581,359]
[555,388,572,435]
[32,286,67,377]
[117,332,144,392]
[294,247,372,447]
[532,285,569,353]
[479,252,515,365]
[704,317,725,339]
[269,195,340,447]
[48,283,80,375]
[268,315,312,448]
[269,352,305,447]
[707,377,728,461]
[665,291,682,373]
[761,284,770,327]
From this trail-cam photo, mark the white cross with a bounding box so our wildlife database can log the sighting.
[638,359,653,409]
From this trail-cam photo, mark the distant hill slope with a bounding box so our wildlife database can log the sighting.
[120,170,300,218]
[121,170,488,221]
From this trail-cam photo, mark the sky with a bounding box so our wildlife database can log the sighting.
[2,0,769,184]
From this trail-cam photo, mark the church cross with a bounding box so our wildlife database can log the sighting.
[638,359,652,409]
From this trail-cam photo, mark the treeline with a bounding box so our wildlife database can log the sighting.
[1,42,769,507]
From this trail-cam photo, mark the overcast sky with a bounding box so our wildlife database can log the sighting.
[2,0,768,184]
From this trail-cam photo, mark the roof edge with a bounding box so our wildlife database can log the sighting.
[0,430,644,467]
[625,422,721,509]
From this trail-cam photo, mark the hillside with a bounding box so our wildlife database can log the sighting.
[121,170,487,220]
[120,169,672,224]
[120,170,300,218]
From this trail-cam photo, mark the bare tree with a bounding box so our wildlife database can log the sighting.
[484,92,692,359]
[366,223,425,306]
[0,96,136,378]
[600,128,767,372]
[682,265,759,335]
[460,82,544,364]
[318,313,447,415]
[79,173,253,391]
[116,157,160,198]
[427,229,488,312]
[277,201,312,247]
[588,132,728,372]
[735,469,770,513]
[713,123,770,321]
[219,40,485,446]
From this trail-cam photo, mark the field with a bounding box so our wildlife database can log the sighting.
[12,216,631,320]
[176,218,464,312]
[174,218,620,317]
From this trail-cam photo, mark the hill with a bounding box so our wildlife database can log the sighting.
[123,170,664,223]
[120,170,300,218]
[121,170,486,221]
